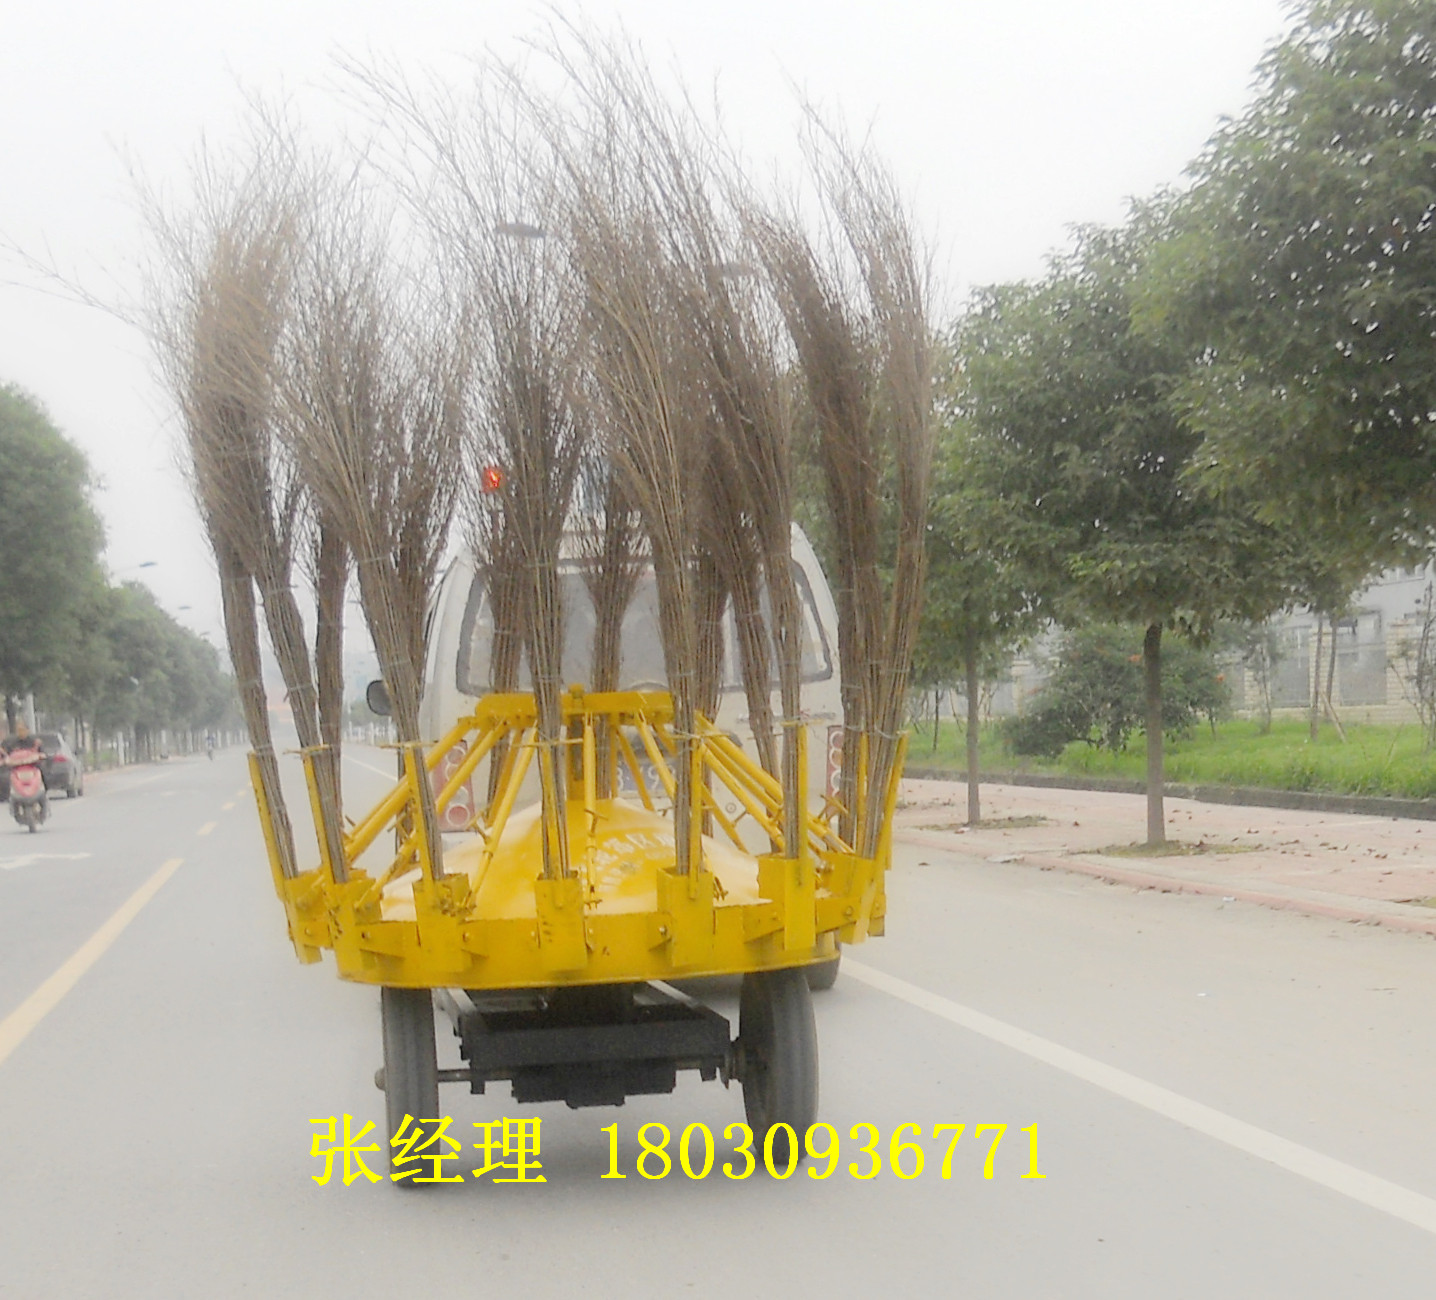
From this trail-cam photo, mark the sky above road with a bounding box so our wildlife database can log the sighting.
[0,0,1290,652]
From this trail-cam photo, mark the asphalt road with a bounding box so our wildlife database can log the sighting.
[2,750,1436,1296]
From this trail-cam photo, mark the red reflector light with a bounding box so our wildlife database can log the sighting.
[481,465,504,493]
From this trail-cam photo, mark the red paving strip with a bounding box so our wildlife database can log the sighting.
[895,827,1436,940]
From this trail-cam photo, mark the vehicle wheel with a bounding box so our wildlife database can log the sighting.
[25,806,37,833]
[805,950,841,991]
[66,780,78,799]
[739,967,818,1168]
[380,987,439,1184]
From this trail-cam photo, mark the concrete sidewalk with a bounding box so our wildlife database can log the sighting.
[895,777,1436,940]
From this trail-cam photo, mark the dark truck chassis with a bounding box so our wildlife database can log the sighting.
[406,982,734,1110]
[372,968,821,1169]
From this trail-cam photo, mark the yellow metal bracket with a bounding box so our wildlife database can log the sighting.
[535,875,588,972]
[654,867,716,967]
[276,870,328,963]
[758,852,817,953]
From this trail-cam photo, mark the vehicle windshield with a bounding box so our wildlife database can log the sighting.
[456,562,832,696]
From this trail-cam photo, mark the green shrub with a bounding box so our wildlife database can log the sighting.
[1007,624,1230,757]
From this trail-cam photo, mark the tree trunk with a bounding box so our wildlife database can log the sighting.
[965,641,981,826]
[1257,640,1273,735]
[1143,622,1165,847]
[1323,615,1346,742]
[4,697,15,735]
[1309,614,1324,742]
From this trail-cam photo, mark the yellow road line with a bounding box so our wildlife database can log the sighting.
[0,857,184,1070]
[197,822,217,837]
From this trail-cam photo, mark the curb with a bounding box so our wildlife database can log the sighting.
[895,828,1436,941]
[903,767,1436,823]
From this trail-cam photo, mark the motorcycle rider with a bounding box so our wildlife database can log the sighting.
[5,725,47,829]
[5,725,43,762]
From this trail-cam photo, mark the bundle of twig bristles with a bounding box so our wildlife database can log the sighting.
[278,167,470,874]
[144,136,347,881]
[147,29,933,882]
[745,120,936,855]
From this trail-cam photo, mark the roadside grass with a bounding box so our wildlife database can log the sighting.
[906,717,1436,801]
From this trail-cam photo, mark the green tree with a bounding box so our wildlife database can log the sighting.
[0,386,105,722]
[42,576,120,753]
[95,584,172,757]
[1007,624,1230,759]
[81,583,233,758]
[1140,0,1436,568]
[958,219,1297,844]
[916,376,1041,822]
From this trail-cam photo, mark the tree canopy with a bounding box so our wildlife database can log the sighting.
[0,383,235,750]
[1141,0,1436,567]
[958,220,1296,636]
[0,386,106,700]
[45,580,236,753]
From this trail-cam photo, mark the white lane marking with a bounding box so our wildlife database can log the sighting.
[0,858,184,1069]
[0,853,92,872]
[843,957,1436,1237]
[220,801,235,812]
[344,754,397,780]
[197,822,217,837]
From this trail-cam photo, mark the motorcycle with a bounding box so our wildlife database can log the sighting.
[7,745,48,832]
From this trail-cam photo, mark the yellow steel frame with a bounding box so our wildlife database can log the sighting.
[257,688,904,989]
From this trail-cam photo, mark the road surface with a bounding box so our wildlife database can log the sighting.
[2,750,1434,1296]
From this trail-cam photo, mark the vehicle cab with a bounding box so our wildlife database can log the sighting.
[418,524,843,834]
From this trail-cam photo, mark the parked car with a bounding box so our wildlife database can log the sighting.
[0,732,84,799]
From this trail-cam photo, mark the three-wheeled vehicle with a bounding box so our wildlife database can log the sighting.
[258,526,903,1171]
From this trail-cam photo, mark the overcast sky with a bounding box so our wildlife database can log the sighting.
[0,0,1291,651]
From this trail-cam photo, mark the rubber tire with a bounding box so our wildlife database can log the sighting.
[380,987,439,1184]
[805,950,841,991]
[739,967,819,1169]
